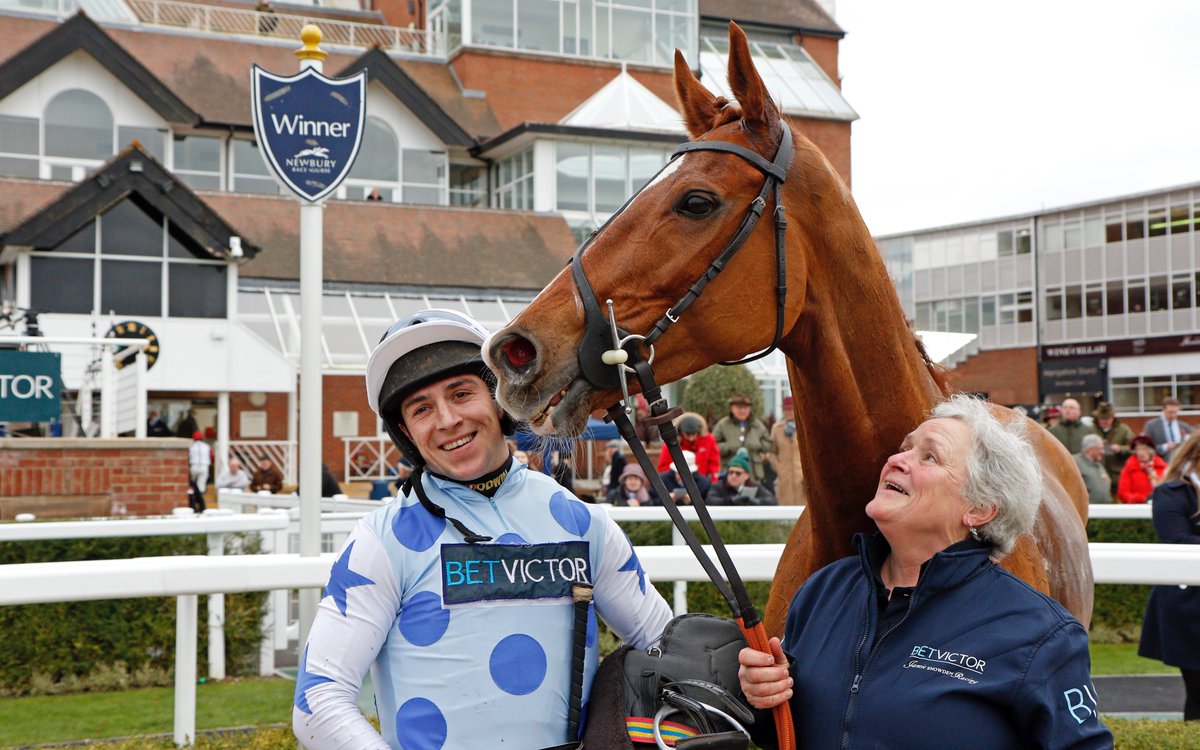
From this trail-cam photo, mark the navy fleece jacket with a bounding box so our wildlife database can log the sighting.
[768,533,1112,750]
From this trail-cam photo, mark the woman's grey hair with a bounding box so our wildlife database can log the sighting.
[1080,434,1104,451]
[930,395,1043,557]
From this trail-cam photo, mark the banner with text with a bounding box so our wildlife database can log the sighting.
[0,350,61,422]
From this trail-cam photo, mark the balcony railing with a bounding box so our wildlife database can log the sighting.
[125,0,435,55]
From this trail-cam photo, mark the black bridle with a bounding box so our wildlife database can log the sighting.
[567,120,794,622]
[570,122,793,394]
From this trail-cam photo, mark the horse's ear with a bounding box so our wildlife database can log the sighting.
[674,48,718,138]
[727,21,780,133]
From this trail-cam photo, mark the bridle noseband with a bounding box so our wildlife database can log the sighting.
[570,121,794,398]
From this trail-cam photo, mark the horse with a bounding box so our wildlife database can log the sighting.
[484,22,1093,636]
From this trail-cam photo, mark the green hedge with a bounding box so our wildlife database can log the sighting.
[623,516,1159,640]
[1087,518,1158,640]
[0,534,267,697]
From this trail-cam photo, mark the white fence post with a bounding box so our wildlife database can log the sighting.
[206,532,226,681]
[174,594,198,747]
[671,525,688,616]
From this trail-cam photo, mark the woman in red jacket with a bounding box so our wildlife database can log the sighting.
[1118,434,1167,503]
[656,412,720,481]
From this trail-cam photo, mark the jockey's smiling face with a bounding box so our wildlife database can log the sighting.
[399,374,510,481]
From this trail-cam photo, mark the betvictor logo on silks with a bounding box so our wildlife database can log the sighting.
[440,541,591,605]
[251,65,365,202]
[904,645,987,684]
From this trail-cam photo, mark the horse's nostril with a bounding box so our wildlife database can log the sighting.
[501,336,537,369]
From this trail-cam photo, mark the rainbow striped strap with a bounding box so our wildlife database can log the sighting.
[626,716,700,745]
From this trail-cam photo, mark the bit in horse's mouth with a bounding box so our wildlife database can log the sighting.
[529,383,572,426]
[524,377,596,436]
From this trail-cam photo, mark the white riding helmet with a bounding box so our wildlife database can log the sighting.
[365,309,514,466]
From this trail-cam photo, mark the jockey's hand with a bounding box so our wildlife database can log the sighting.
[738,637,792,709]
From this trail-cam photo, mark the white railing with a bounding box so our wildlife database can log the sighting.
[342,435,400,483]
[0,503,1171,746]
[124,0,433,54]
[2,542,1200,745]
[0,510,290,687]
[229,440,296,486]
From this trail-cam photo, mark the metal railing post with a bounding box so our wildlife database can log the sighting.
[174,594,198,747]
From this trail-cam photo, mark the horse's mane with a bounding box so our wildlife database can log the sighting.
[907,319,953,397]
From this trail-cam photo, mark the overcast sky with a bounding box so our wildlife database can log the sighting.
[831,0,1200,236]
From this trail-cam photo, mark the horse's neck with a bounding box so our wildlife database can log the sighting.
[781,205,946,565]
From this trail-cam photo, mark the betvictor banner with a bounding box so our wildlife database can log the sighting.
[251,66,366,202]
[0,350,61,422]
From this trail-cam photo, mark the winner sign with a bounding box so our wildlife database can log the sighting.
[251,65,366,202]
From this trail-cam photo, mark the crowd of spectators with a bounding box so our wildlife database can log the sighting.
[1043,396,1192,504]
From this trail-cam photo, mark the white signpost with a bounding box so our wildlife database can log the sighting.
[251,26,366,643]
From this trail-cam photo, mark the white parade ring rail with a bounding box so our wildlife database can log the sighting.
[0,503,1168,746]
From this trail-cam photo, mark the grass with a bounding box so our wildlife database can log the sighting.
[0,678,294,748]
[1090,642,1175,676]
[0,649,1180,747]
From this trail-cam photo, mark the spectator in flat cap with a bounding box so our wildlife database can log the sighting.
[713,394,771,482]
[1092,401,1133,492]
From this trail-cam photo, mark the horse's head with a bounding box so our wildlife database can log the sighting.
[489,23,821,436]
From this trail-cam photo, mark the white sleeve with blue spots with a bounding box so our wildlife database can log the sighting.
[293,521,397,750]
[593,517,673,651]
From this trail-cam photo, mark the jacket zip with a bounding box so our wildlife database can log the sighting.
[839,563,931,750]
[487,496,508,528]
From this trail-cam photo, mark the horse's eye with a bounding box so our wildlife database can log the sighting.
[677,192,717,218]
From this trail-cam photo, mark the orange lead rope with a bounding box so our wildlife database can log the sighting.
[738,618,797,750]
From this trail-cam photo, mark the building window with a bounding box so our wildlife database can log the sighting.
[450,164,486,206]
[0,115,39,178]
[1127,280,1146,313]
[1085,285,1103,317]
[1106,280,1124,315]
[231,139,279,195]
[402,149,446,205]
[44,90,113,161]
[118,126,168,162]
[1112,374,1200,413]
[26,198,227,318]
[343,117,446,204]
[1044,288,1062,321]
[465,0,696,66]
[554,141,670,228]
[174,135,222,189]
[30,253,94,314]
[494,148,534,210]
[1111,376,1140,410]
[1063,285,1082,319]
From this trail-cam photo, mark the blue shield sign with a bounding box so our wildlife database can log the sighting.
[251,66,366,202]
[0,350,61,422]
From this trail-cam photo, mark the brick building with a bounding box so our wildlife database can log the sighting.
[0,0,856,489]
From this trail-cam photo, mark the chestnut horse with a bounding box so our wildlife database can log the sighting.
[486,23,1093,635]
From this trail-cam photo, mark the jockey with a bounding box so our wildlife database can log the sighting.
[293,309,672,749]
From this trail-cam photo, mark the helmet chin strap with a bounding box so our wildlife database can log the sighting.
[401,464,493,544]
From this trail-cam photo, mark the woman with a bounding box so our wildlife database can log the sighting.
[767,395,805,505]
[1117,434,1166,503]
[1138,430,1200,721]
[738,395,1111,749]
[656,412,720,481]
[606,463,652,507]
